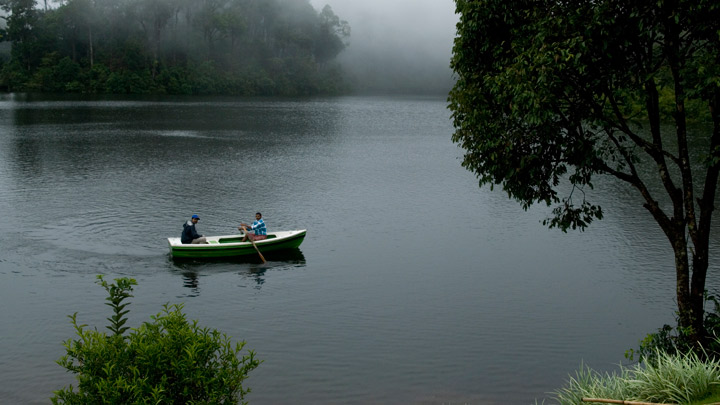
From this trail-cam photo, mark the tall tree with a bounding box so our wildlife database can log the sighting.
[314,4,349,65]
[132,0,174,74]
[0,0,41,69]
[218,1,246,53]
[449,0,720,345]
[58,0,96,66]
[193,0,228,58]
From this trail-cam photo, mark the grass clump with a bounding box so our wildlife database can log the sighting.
[629,350,720,403]
[553,364,633,404]
[552,347,720,404]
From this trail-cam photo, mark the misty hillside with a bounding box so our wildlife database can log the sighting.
[0,0,351,95]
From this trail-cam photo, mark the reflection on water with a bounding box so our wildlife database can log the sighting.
[1,94,718,405]
[170,249,306,293]
[178,269,269,295]
[181,271,200,296]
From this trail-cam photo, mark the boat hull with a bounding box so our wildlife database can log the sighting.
[168,230,306,259]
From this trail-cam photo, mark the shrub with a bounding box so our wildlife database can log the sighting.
[52,276,260,404]
[627,292,720,363]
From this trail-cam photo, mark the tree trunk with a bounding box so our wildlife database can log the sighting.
[688,88,720,347]
[670,228,692,322]
[690,248,709,336]
[88,26,94,69]
[661,0,712,347]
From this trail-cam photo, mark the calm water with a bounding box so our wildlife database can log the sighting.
[1,93,718,404]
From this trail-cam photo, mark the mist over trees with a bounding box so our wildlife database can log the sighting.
[317,0,457,95]
[0,0,351,95]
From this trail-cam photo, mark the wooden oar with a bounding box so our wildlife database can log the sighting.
[240,226,266,263]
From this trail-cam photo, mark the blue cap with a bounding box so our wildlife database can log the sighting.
[191,214,199,219]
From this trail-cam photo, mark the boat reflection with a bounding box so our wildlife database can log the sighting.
[181,271,201,297]
[169,248,306,294]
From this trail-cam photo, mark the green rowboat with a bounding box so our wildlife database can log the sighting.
[168,229,306,259]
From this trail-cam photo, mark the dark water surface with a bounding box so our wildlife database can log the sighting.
[1,93,718,404]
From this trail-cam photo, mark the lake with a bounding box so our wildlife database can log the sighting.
[1,93,718,404]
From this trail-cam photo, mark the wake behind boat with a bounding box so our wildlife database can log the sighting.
[168,229,306,259]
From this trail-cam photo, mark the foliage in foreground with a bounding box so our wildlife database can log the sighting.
[52,276,260,405]
[553,347,720,405]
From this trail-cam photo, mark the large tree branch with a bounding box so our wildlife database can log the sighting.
[597,125,677,233]
[697,92,720,251]
[663,6,698,248]
[644,78,685,215]
[597,158,675,233]
[597,84,681,166]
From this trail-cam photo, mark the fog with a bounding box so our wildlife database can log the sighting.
[1,0,459,95]
[310,0,458,94]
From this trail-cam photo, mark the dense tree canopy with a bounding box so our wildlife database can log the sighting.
[449,0,720,344]
[0,0,351,95]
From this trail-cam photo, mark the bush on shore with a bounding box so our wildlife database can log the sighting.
[51,276,260,405]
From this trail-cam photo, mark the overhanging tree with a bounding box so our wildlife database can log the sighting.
[449,0,720,344]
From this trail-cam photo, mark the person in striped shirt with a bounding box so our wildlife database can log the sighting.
[238,212,267,242]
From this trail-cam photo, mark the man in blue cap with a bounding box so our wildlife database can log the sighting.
[181,214,207,244]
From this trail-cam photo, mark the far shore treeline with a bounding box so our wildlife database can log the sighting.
[0,0,351,96]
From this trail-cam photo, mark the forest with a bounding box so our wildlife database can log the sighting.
[0,0,351,95]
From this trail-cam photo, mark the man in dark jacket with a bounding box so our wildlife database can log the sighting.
[181,214,207,244]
